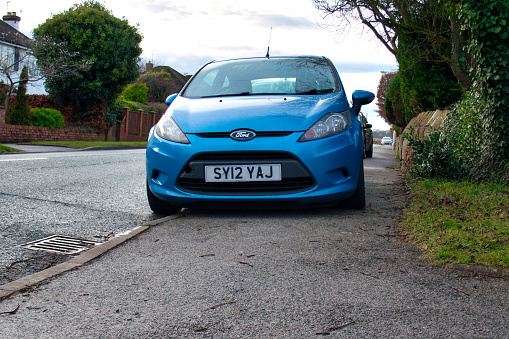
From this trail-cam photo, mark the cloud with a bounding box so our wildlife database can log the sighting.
[136,0,196,18]
[218,7,318,30]
[334,61,398,73]
[252,13,319,30]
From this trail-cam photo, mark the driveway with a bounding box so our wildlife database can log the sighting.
[0,147,507,338]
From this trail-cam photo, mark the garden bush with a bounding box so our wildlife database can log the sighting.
[121,83,148,104]
[31,108,65,129]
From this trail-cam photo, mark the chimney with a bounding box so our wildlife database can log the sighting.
[3,12,21,31]
[146,62,154,72]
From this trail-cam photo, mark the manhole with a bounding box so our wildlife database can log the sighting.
[20,235,101,255]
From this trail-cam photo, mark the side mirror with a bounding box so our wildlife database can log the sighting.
[165,93,178,106]
[352,90,375,115]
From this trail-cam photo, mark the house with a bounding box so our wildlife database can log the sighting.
[0,12,45,96]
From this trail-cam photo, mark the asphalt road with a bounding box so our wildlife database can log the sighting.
[1,146,507,338]
[0,148,156,283]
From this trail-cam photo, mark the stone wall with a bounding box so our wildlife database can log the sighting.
[395,109,449,170]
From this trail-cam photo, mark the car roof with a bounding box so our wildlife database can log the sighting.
[207,55,329,65]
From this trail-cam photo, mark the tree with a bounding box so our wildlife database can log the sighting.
[33,0,143,128]
[312,0,472,93]
[5,66,31,125]
[0,28,92,109]
[136,66,189,102]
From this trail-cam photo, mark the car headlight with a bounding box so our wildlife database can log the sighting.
[155,114,190,144]
[299,111,351,142]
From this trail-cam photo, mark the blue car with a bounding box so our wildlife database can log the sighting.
[146,56,374,214]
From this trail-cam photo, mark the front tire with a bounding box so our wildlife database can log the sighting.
[341,162,365,209]
[147,181,182,215]
[365,145,373,158]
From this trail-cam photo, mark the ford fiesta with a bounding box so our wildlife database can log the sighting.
[146,56,374,214]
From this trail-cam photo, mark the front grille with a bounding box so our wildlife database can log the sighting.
[195,131,293,138]
[179,177,314,194]
[176,152,315,195]
[191,151,293,161]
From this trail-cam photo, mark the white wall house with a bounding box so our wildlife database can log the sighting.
[0,12,45,98]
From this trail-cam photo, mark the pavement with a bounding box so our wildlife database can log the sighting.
[3,143,80,153]
[2,143,146,153]
[1,145,507,338]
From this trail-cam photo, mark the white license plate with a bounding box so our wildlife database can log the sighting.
[205,164,281,182]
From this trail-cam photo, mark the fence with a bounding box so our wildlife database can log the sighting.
[117,107,162,142]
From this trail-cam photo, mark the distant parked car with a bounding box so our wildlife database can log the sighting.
[381,137,392,145]
[146,56,375,214]
[359,113,373,158]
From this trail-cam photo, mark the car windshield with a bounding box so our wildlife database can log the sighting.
[183,57,340,98]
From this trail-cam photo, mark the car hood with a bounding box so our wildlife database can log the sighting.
[167,93,350,133]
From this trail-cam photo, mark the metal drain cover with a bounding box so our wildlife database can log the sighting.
[20,235,101,255]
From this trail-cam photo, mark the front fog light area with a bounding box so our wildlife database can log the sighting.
[299,111,351,141]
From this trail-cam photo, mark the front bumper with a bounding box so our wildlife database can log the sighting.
[146,128,363,208]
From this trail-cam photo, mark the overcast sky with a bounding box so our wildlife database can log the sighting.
[7,0,397,130]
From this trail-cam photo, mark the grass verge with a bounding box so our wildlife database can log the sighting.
[400,180,509,268]
[0,144,22,153]
[30,141,147,148]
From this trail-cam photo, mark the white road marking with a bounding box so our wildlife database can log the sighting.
[0,157,49,162]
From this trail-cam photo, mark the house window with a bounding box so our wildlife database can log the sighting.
[14,48,20,71]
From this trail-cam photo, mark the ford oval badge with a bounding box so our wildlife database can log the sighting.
[230,129,256,141]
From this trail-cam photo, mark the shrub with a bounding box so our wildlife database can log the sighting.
[403,126,466,181]
[31,108,65,128]
[384,73,407,128]
[121,83,148,104]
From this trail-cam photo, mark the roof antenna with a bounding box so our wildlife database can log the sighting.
[266,27,272,58]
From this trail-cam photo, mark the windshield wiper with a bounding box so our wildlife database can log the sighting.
[296,89,335,95]
[202,92,251,98]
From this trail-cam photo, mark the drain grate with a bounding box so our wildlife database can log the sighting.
[20,235,101,255]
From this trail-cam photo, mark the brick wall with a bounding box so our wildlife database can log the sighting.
[0,124,107,143]
[0,108,108,143]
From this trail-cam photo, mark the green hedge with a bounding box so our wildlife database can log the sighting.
[31,108,65,129]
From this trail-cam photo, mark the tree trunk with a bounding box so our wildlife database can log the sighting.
[450,13,472,93]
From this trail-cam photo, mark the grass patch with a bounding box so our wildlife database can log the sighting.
[30,141,147,148]
[400,180,509,268]
[0,144,22,153]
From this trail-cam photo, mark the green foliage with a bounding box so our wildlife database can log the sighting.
[106,97,142,123]
[33,0,143,114]
[6,67,31,126]
[403,126,466,180]
[121,83,148,104]
[31,108,65,129]
[395,23,463,124]
[402,180,509,267]
[442,91,486,173]
[136,71,175,102]
[447,0,509,182]
[0,144,21,153]
[384,72,407,128]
